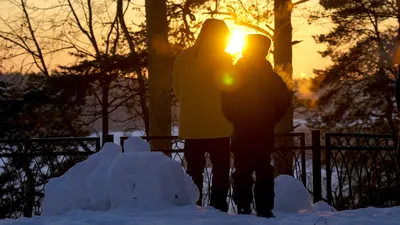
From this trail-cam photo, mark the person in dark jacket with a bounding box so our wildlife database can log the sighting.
[396,71,400,168]
[221,34,291,218]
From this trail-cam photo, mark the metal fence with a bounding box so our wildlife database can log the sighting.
[0,137,100,218]
[1,131,400,218]
[324,133,400,210]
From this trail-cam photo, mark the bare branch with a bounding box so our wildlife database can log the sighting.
[87,0,100,57]
[105,14,118,55]
[117,0,136,55]
[116,0,148,132]
[0,33,37,57]
[234,20,274,39]
[20,0,49,76]
[66,0,99,57]
[293,0,311,6]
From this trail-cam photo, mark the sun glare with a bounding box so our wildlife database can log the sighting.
[297,72,316,80]
[300,72,308,79]
[225,30,246,55]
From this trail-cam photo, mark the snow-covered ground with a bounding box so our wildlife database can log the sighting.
[1,136,400,225]
[3,205,400,225]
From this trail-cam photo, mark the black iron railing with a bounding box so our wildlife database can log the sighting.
[0,137,100,219]
[324,133,400,210]
[1,131,400,219]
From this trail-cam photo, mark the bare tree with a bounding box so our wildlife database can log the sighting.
[0,0,67,75]
[0,0,147,141]
[117,0,150,136]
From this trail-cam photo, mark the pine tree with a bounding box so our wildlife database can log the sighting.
[308,0,398,133]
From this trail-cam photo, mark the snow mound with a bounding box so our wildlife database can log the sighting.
[124,136,151,153]
[274,175,312,213]
[42,137,199,216]
[311,201,336,212]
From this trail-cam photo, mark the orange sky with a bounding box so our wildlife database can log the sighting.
[290,0,332,78]
[0,0,332,79]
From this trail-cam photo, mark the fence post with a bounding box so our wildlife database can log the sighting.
[95,138,101,152]
[120,137,125,153]
[312,130,322,203]
[21,152,34,218]
[300,133,307,186]
[103,134,114,146]
[325,134,333,205]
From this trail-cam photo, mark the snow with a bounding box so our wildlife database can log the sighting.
[41,137,199,216]
[310,201,337,213]
[2,136,400,225]
[274,175,312,213]
[3,205,400,225]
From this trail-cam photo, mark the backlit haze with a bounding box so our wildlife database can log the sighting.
[0,0,331,80]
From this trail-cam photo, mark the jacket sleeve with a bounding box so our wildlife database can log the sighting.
[217,57,234,91]
[221,88,235,123]
[220,57,239,124]
[172,55,181,101]
[273,72,291,124]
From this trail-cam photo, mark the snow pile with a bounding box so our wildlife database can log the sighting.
[41,137,199,216]
[274,175,312,213]
[311,201,336,212]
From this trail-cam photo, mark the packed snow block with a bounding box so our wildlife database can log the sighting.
[66,143,122,210]
[65,142,121,195]
[274,175,312,213]
[311,201,336,212]
[41,176,71,216]
[107,151,198,209]
[156,158,199,206]
[88,142,122,164]
[123,136,150,153]
[84,143,121,210]
[86,162,113,211]
[42,143,122,216]
[184,172,200,204]
[43,139,198,216]
[42,154,97,216]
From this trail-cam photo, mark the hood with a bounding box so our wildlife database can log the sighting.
[242,34,272,58]
[235,57,274,73]
[193,19,231,57]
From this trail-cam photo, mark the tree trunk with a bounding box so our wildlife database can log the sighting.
[102,79,110,144]
[274,0,294,176]
[117,0,150,136]
[145,0,172,153]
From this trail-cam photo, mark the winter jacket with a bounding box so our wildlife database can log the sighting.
[221,57,290,137]
[172,19,233,139]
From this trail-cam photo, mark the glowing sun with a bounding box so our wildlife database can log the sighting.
[225,30,246,55]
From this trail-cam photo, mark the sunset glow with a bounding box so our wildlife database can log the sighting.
[225,30,246,55]
[295,71,316,80]
[300,72,308,79]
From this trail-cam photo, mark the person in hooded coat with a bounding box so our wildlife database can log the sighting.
[172,19,233,212]
[221,34,291,218]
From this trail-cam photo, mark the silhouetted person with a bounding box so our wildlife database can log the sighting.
[396,70,400,167]
[221,34,290,218]
[172,18,233,212]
